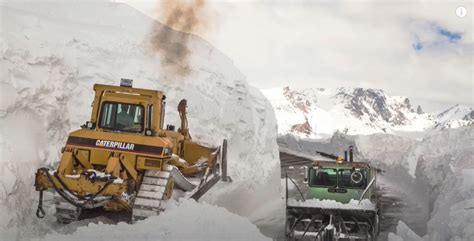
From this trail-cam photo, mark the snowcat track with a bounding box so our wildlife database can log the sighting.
[131,166,173,222]
[54,193,81,224]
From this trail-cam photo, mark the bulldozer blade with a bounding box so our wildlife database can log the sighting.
[170,166,196,192]
[190,174,220,201]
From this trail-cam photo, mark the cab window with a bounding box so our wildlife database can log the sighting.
[309,168,337,187]
[99,102,144,133]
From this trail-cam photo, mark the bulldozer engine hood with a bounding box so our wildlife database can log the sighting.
[66,129,173,156]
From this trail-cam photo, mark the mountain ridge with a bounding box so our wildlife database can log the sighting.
[262,86,472,138]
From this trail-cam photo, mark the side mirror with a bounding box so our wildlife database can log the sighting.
[303,166,308,183]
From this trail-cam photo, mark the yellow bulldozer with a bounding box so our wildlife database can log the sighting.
[34,79,229,223]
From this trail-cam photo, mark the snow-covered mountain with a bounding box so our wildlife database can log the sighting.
[262,86,472,138]
[434,104,473,129]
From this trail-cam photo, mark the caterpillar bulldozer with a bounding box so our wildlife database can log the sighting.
[285,146,380,241]
[34,79,229,223]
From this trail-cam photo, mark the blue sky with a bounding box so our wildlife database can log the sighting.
[413,23,463,51]
[437,26,463,42]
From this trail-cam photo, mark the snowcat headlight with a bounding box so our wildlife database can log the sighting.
[351,171,363,184]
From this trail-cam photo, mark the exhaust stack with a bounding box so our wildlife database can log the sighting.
[349,146,354,162]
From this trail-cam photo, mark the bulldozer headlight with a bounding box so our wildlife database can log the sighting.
[145,129,153,136]
[86,121,95,129]
[163,148,171,156]
[120,78,133,87]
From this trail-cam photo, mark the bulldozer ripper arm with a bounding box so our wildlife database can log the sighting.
[34,168,128,196]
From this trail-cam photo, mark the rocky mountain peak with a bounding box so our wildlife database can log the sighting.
[336,88,411,125]
[283,86,312,114]
[463,110,474,121]
[263,86,471,138]
[417,105,424,114]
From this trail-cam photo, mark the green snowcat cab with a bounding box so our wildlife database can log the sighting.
[285,146,380,241]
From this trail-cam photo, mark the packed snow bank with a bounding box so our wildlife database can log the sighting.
[36,199,271,241]
[0,1,279,240]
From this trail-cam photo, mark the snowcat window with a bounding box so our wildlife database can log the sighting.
[99,102,144,133]
[338,169,368,189]
[309,168,337,187]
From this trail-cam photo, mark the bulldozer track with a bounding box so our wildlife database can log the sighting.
[131,166,173,222]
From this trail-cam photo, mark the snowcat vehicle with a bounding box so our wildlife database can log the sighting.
[285,146,380,241]
[34,79,229,223]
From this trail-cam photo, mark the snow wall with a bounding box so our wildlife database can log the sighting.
[357,127,474,241]
[0,2,279,240]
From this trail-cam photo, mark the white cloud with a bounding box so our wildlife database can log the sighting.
[127,0,473,111]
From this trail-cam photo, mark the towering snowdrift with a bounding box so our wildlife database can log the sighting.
[263,86,471,138]
[355,127,474,241]
[0,1,279,240]
[412,127,474,241]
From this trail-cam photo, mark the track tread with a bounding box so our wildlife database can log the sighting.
[131,169,172,222]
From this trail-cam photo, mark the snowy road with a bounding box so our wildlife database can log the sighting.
[278,151,428,241]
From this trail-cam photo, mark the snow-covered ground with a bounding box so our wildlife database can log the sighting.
[0,1,279,240]
[32,199,271,241]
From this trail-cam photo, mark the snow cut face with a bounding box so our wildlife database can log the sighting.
[0,1,280,240]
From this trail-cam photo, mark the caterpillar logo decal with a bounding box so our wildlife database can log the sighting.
[66,136,164,155]
[95,140,135,150]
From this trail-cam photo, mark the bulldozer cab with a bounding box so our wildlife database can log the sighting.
[99,102,144,133]
[87,79,166,136]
